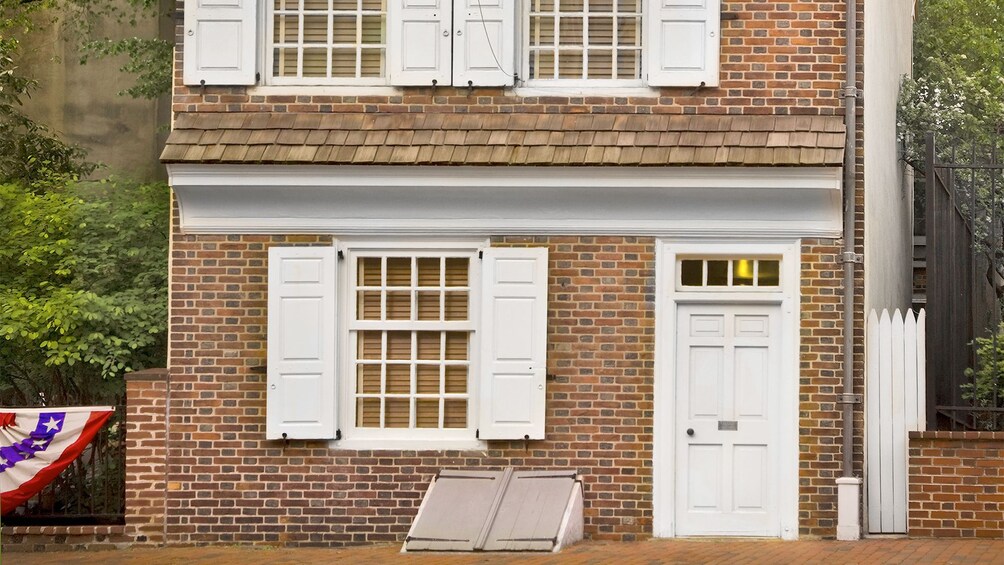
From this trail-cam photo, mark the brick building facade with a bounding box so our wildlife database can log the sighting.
[143,0,913,547]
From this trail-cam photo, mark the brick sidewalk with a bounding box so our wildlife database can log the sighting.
[8,539,1004,565]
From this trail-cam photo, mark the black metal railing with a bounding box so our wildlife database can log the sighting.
[925,132,1004,431]
[2,405,125,525]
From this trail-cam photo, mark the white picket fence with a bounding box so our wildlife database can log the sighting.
[865,308,926,534]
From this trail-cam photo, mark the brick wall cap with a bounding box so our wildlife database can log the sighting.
[124,368,168,382]
[909,430,1004,441]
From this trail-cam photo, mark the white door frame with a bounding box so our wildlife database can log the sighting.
[653,239,801,540]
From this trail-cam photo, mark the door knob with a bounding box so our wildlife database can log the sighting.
[686,428,694,436]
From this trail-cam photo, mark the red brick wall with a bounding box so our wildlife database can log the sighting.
[146,222,851,545]
[908,431,1004,538]
[171,1,858,117]
[125,369,169,544]
[158,0,868,545]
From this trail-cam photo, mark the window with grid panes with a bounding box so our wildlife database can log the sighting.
[351,253,474,433]
[527,0,643,82]
[271,0,387,82]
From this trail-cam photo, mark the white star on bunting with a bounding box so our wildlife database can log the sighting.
[43,417,61,432]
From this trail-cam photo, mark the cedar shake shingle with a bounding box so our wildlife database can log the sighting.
[161,112,845,167]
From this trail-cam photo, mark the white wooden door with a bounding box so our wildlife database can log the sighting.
[675,303,780,536]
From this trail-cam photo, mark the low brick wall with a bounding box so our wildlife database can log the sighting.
[1,526,129,553]
[0,368,168,552]
[908,431,1004,538]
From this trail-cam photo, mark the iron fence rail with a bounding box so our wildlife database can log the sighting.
[925,132,1004,431]
[2,405,125,525]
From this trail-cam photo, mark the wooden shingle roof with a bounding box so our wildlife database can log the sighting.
[161,113,845,166]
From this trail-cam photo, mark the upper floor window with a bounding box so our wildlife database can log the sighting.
[272,0,387,81]
[183,0,720,88]
[526,0,643,83]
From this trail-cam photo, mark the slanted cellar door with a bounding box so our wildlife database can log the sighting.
[404,468,583,552]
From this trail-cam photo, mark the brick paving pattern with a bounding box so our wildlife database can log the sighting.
[12,539,1004,565]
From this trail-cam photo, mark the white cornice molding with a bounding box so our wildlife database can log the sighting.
[167,165,843,237]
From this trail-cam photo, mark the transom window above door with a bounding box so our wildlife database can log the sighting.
[184,0,721,88]
[679,257,781,289]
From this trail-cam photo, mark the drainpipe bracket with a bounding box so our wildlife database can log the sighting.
[841,252,862,264]
[842,85,860,99]
[837,393,862,405]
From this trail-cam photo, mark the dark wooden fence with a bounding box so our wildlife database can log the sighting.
[924,132,1004,430]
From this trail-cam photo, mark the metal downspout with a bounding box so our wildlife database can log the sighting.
[834,0,862,541]
[841,0,858,481]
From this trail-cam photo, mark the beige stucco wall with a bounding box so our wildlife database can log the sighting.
[18,4,171,181]
[864,0,915,314]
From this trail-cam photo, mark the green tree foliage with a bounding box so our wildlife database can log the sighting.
[963,324,1004,430]
[0,179,169,405]
[898,0,1004,165]
[0,33,95,185]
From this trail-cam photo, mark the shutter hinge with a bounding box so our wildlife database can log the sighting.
[478,250,483,260]
[335,428,342,440]
[255,72,261,84]
[476,428,479,439]
[842,252,862,264]
[337,250,345,260]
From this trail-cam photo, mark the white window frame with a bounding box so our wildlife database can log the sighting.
[520,0,647,88]
[256,1,716,88]
[334,238,489,449]
[676,255,784,292]
[264,0,390,86]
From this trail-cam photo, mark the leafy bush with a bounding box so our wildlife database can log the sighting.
[0,178,168,405]
[962,324,1004,430]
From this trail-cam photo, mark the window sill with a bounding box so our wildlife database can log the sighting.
[247,83,664,99]
[248,85,405,96]
[330,438,488,451]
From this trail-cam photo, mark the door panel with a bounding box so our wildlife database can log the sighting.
[675,303,780,536]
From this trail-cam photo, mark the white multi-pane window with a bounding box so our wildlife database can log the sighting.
[265,243,549,444]
[526,0,643,83]
[245,1,719,87]
[678,257,782,289]
[271,0,387,82]
[348,252,476,437]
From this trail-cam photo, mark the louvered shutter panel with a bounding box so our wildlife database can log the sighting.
[266,247,337,440]
[453,0,515,86]
[183,0,257,85]
[388,0,452,86]
[479,248,548,440]
[647,0,720,87]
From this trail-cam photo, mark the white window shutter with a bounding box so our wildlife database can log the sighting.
[183,0,257,85]
[453,0,516,87]
[647,0,720,87]
[478,247,548,440]
[266,247,337,440]
[388,0,453,86]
